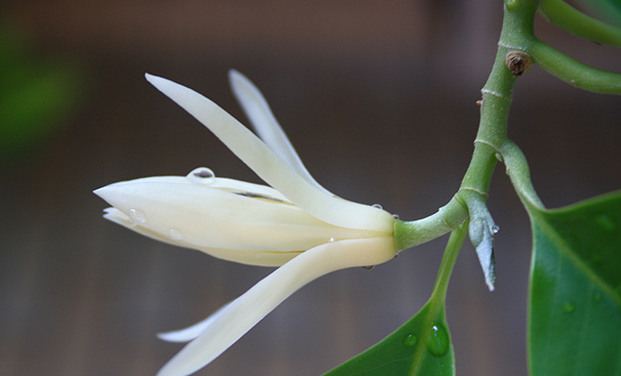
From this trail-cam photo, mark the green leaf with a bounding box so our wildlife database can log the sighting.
[528,191,621,376]
[321,302,454,376]
[323,223,468,376]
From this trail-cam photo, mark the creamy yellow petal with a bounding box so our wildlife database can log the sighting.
[155,237,396,376]
[228,69,330,194]
[145,74,394,233]
[102,207,300,266]
[94,177,383,252]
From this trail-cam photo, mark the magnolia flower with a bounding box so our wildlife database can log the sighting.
[94,70,397,376]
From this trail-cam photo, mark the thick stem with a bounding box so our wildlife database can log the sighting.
[395,1,542,251]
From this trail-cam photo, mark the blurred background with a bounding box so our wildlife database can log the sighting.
[1,1,620,375]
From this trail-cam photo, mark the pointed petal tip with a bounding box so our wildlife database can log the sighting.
[92,183,121,205]
[228,69,253,94]
[145,73,168,89]
[156,331,185,343]
[92,186,109,201]
[228,68,242,80]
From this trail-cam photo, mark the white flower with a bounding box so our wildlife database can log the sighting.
[94,70,397,376]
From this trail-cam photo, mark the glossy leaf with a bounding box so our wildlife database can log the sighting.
[321,302,454,376]
[528,191,621,376]
[322,223,469,376]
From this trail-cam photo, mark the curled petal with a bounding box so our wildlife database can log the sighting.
[145,73,394,233]
[155,237,396,376]
[228,69,329,194]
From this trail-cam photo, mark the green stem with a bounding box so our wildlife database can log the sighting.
[539,0,621,47]
[429,222,469,303]
[394,197,467,251]
[529,39,621,94]
[395,0,542,251]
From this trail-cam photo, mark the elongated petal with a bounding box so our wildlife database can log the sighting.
[228,69,330,194]
[155,236,396,376]
[102,208,301,266]
[145,74,394,233]
[94,176,383,252]
[157,303,229,343]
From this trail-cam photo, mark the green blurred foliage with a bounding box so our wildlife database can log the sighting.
[0,18,82,160]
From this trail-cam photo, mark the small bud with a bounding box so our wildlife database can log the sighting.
[505,51,532,76]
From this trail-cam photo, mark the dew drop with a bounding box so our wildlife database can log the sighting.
[490,224,500,235]
[562,302,576,313]
[186,167,216,184]
[403,334,418,347]
[392,214,400,220]
[426,322,450,357]
[128,208,146,224]
[372,203,383,210]
[169,228,182,240]
[328,237,335,243]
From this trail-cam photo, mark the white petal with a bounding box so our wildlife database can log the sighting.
[94,177,382,252]
[157,303,230,343]
[228,70,329,194]
[145,73,394,233]
[155,237,395,376]
[102,207,301,266]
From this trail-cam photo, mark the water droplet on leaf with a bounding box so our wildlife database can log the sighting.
[186,167,215,184]
[128,208,146,224]
[372,203,383,210]
[169,228,182,240]
[426,322,450,357]
[403,334,418,347]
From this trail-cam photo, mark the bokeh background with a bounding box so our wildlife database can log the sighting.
[1,1,620,375]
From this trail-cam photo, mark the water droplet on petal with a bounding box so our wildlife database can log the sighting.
[186,167,215,184]
[490,224,500,235]
[562,302,576,313]
[403,334,418,347]
[328,237,335,243]
[372,203,383,210]
[392,214,400,220]
[426,322,450,357]
[169,228,182,240]
[128,208,146,224]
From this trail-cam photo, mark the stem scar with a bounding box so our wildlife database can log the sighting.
[505,51,532,76]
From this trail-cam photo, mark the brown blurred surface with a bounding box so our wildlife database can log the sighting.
[1,1,620,376]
